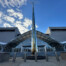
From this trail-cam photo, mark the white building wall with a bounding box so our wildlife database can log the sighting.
[46,28,51,34]
[50,31,66,42]
[0,27,20,43]
[46,27,66,42]
[0,32,15,43]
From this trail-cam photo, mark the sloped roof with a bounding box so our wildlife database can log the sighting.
[49,27,66,30]
[0,42,7,45]
[4,30,64,51]
[0,27,17,30]
[61,41,66,44]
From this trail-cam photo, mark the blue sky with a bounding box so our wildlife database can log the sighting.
[0,0,66,33]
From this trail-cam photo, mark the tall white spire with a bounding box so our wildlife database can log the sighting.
[31,2,37,55]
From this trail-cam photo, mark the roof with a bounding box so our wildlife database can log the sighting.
[49,27,66,30]
[4,30,64,51]
[0,42,7,45]
[22,45,45,47]
[61,41,66,44]
[0,27,18,30]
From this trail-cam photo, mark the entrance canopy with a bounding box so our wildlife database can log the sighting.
[0,42,7,45]
[4,30,64,51]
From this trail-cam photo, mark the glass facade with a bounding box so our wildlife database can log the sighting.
[14,37,52,52]
[0,45,1,51]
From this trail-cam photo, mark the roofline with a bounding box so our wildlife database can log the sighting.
[0,27,18,30]
[49,27,66,29]
[4,30,64,51]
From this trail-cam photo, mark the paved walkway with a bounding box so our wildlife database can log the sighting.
[0,56,66,66]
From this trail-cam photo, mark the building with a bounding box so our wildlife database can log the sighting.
[46,27,66,50]
[0,27,20,43]
[0,4,64,54]
[3,30,63,52]
[0,27,65,52]
[46,27,66,42]
[0,27,20,52]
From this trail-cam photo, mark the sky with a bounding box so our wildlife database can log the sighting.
[0,0,66,34]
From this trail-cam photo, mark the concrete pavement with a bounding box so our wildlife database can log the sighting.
[0,56,66,66]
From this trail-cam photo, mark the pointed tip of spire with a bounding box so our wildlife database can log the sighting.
[30,1,34,7]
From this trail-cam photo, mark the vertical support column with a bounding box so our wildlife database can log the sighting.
[35,52,37,62]
[24,52,26,62]
[21,46,23,52]
[12,48,14,52]
[38,47,39,52]
[1,45,3,52]
[54,47,60,61]
[12,52,16,62]
[64,45,66,51]
[21,46,23,59]
[45,46,48,61]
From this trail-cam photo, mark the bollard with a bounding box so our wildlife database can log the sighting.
[35,52,37,62]
[12,52,16,62]
[45,46,48,62]
[55,51,60,61]
[54,47,60,61]
[24,52,26,62]
[46,55,48,61]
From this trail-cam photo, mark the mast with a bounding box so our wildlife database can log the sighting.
[31,3,37,55]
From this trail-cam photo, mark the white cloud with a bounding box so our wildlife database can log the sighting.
[0,0,39,34]
[0,0,27,8]
[15,23,29,34]
[30,25,38,30]
[7,9,23,19]
[23,18,32,28]
[36,25,38,28]
[0,19,2,24]
[0,8,38,34]
[0,12,4,24]
[16,21,22,24]
[4,15,15,23]
[0,11,15,23]
[0,10,32,34]
[7,9,14,13]
[0,12,2,18]
[15,18,32,34]
[3,23,12,27]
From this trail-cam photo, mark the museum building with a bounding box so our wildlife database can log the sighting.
[0,27,66,52]
[0,4,66,52]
